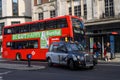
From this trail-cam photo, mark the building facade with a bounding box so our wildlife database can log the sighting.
[0,0,32,53]
[85,0,120,56]
[32,0,120,55]
[32,0,87,20]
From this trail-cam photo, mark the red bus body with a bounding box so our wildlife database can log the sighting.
[2,15,85,60]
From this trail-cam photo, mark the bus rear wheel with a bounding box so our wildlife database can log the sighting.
[16,53,21,61]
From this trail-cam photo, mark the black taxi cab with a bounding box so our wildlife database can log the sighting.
[46,41,97,70]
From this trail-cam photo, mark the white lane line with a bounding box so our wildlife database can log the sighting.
[0,76,3,80]
[0,71,11,75]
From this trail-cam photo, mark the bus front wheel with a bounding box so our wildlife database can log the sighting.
[16,53,21,61]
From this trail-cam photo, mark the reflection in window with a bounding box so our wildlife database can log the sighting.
[72,18,84,34]
[12,0,18,16]
[67,43,79,51]
[72,18,84,29]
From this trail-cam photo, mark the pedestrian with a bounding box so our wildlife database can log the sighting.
[104,42,111,61]
[96,41,101,57]
[93,42,97,55]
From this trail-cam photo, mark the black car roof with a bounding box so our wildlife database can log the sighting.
[52,41,75,45]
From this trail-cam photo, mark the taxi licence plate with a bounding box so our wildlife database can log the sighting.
[86,62,93,66]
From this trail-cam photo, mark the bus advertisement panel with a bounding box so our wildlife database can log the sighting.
[2,15,85,60]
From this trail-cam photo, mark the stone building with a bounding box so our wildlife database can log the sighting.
[0,0,32,53]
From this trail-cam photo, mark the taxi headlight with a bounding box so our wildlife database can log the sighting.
[80,56,84,60]
[77,56,84,60]
[77,55,80,59]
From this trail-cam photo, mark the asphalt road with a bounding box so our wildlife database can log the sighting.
[0,61,120,80]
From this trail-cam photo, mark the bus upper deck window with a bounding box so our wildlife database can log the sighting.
[7,28,12,34]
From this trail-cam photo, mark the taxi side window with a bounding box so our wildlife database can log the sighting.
[58,45,67,53]
[52,45,58,52]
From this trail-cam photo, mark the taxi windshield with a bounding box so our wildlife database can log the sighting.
[66,43,85,52]
[66,43,79,51]
[76,43,85,51]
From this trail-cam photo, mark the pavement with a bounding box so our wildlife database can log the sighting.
[0,63,45,70]
[0,55,46,70]
[0,53,120,70]
[98,53,120,63]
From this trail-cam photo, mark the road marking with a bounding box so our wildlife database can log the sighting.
[0,71,11,75]
[98,64,120,67]
[0,76,2,78]
[0,76,3,80]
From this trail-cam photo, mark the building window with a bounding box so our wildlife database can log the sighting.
[12,0,18,16]
[84,4,87,19]
[0,23,4,35]
[69,5,81,17]
[0,0,2,17]
[74,5,81,17]
[37,0,42,4]
[11,21,20,25]
[104,0,114,17]
[49,0,54,2]
[50,10,56,18]
[69,7,72,15]
[38,13,43,20]
[34,0,37,6]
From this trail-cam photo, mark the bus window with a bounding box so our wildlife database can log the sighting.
[10,40,38,49]
[4,28,12,34]
[46,20,57,29]
[38,22,45,30]
[72,18,84,29]
[56,18,67,28]
[14,27,19,34]
[30,24,36,32]
[23,25,30,32]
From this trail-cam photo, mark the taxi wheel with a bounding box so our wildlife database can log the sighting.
[47,58,53,67]
[69,60,75,70]
[89,66,94,69]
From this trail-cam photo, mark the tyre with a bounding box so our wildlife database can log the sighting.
[89,66,94,69]
[47,58,53,67]
[16,53,21,61]
[68,60,75,70]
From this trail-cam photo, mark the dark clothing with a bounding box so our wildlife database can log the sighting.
[106,46,111,52]
[97,43,101,54]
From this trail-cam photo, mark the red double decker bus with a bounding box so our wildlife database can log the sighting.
[2,15,85,60]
